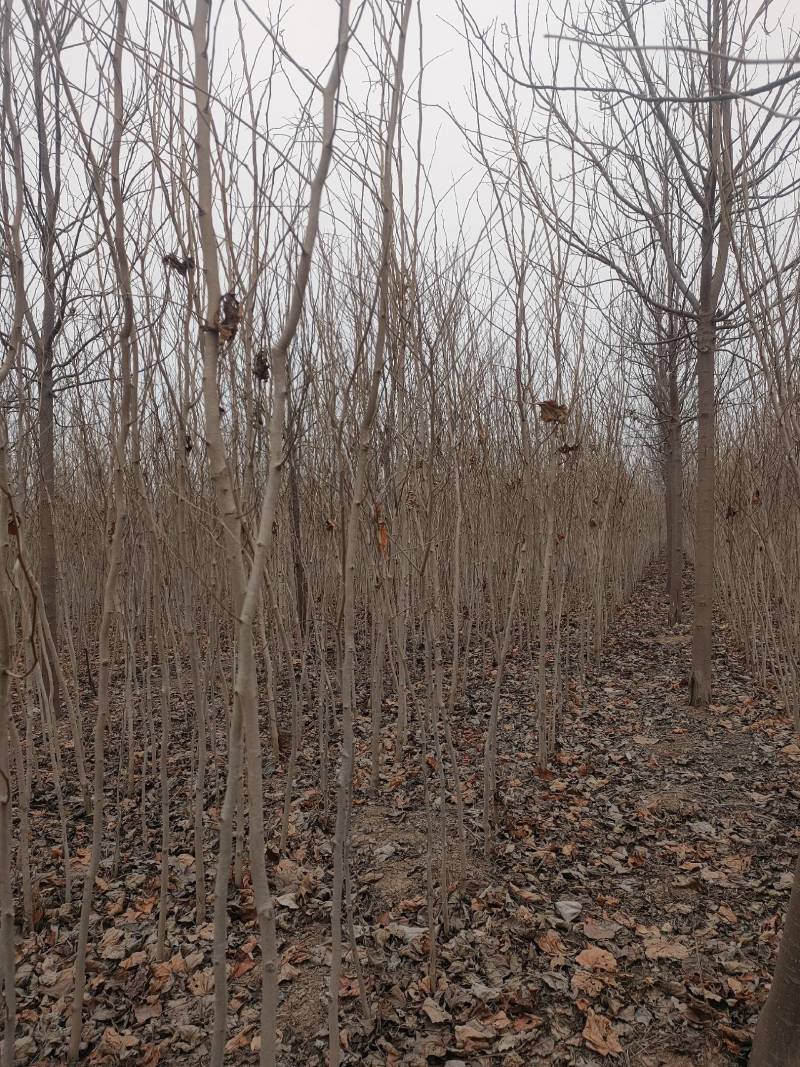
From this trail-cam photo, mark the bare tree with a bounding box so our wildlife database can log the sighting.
[462,0,800,705]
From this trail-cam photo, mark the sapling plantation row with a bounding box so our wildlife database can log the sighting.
[1,0,799,1064]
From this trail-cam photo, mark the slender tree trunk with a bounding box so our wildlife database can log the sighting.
[690,307,715,706]
[329,10,410,1062]
[191,0,252,1046]
[63,0,134,1055]
[39,345,58,708]
[0,434,16,1067]
[690,0,731,706]
[750,852,800,1067]
[155,598,171,962]
[665,453,673,594]
[483,541,525,854]
[537,508,555,766]
[31,14,60,715]
[667,352,682,625]
[369,606,387,793]
[288,449,308,638]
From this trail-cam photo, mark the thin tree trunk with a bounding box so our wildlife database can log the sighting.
[690,307,715,706]
[39,348,58,710]
[369,603,387,794]
[483,541,525,854]
[690,0,731,705]
[750,852,800,1067]
[667,356,683,626]
[537,507,555,767]
[329,9,410,1061]
[155,597,171,962]
[288,449,308,638]
[31,16,60,716]
[61,0,135,1055]
[0,435,16,1067]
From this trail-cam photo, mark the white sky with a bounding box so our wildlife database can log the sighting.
[227,0,800,242]
[235,0,535,228]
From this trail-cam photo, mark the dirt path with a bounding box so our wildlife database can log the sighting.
[488,559,799,1066]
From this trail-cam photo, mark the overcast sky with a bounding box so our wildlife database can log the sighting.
[225,0,538,231]
[216,0,799,247]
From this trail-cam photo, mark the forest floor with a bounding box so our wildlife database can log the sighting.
[12,560,800,1066]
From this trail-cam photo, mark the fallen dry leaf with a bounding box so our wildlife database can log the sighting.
[643,936,690,961]
[582,1010,622,1057]
[422,996,451,1023]
[187,968,214,996]
[583,917,621,941]
[576,946,617,972]
[572,970,605,998]
[537,929,568,956]
[455,1020,495,1050]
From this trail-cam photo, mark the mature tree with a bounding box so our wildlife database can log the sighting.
[463,0,800,704]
